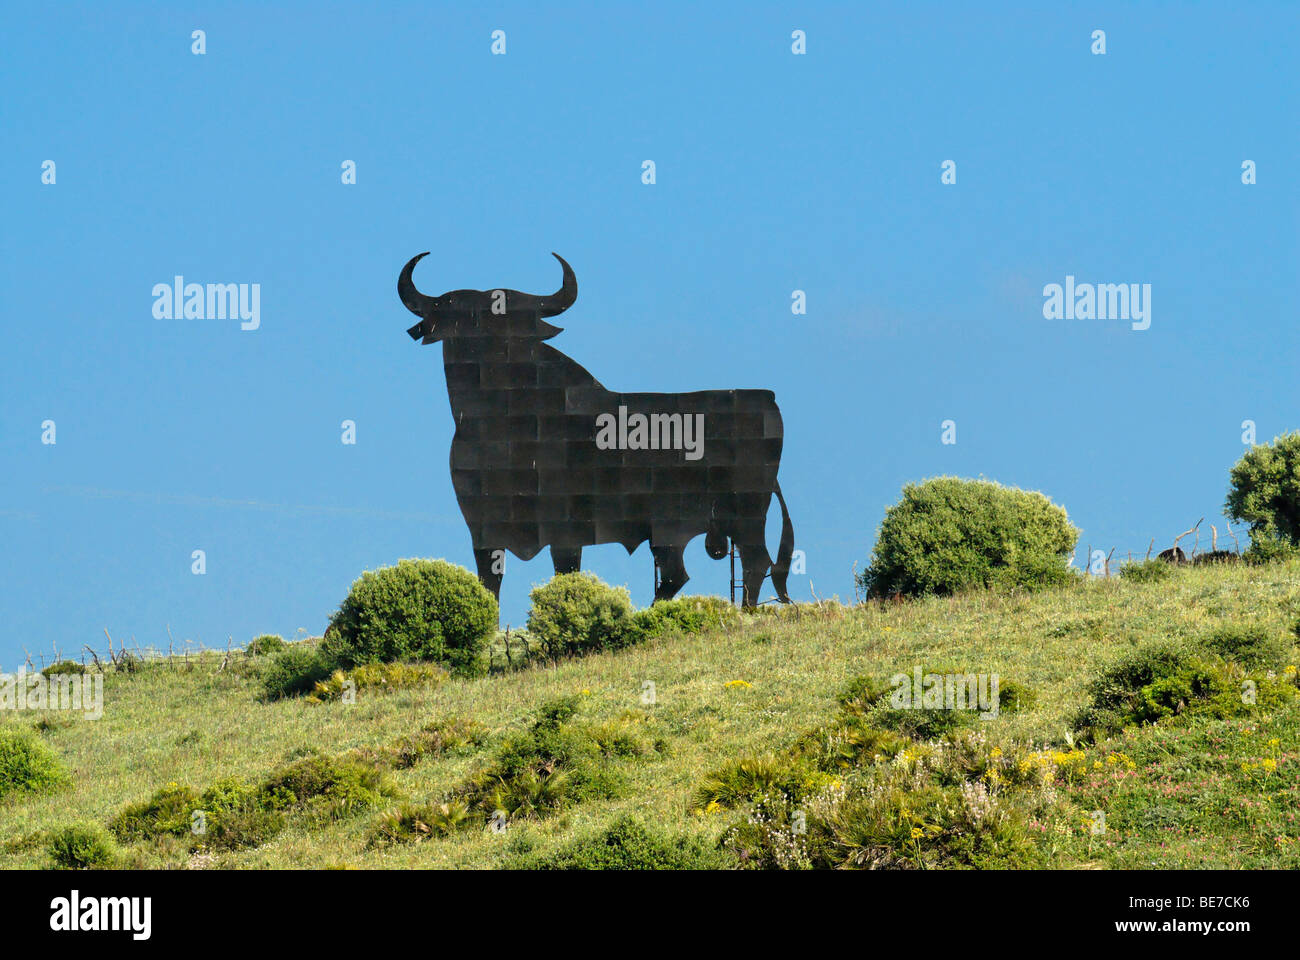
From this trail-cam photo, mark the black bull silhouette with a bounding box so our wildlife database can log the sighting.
[398,252,795,607]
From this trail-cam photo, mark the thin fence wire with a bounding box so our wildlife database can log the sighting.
[7,631,311,676]
[1071,518,1245,577]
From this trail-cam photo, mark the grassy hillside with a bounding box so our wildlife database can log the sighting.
[4,560,1299,869]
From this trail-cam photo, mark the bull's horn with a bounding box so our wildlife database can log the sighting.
[398,252,435,317]
[515,253,577,317]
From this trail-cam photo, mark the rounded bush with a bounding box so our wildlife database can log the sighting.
[527,572,635,660]
[324,559,497,677]
[261,644,336,701]
[1226,432,1300,550]
[632,595,739,640]
[1202,624,1293,671]
[48,823,119,869]
[247,634,286,656]
[858,477,1078,598]
[0,730,68,802]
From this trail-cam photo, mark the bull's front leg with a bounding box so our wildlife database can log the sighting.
[652,544,689,601]
[473,547,504,601]
[552,545,582,575]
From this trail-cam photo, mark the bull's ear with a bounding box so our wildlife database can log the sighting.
[407,321,423,341]
[536,318,563,340]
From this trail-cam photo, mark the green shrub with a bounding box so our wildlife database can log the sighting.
[693,754,812,810]
[988,550,1077,593]
[526,816,730,870]
[305,661,448,704]
[867,667,1021,740]
[323,559,497,677]
[0,730,68,802]
[247,634,286,656]
[1243,533,1300,566]
[837,675,896,713]
[111,755,396,852]
[1119,559,1174,583]
[857,477,1078,598]
[42,660,86,676]
[1202,624,1293,671]
[526,572,636,660]
[721,779,1042,870]
[261,644,337,701]
[369,800,471,845]
[109,782,200,842]
[48,823,119,869]
[1074,641,1296,740]
[632,595,739,640]
[1226,432,1300,548]
[872,701,975,740]
[255,754,395,821]
[369,717,485,769]
[453,696,634,825]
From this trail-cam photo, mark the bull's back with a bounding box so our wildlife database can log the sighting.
[450,385,783,555]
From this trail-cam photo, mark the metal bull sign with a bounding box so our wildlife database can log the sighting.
[398,252,794,607]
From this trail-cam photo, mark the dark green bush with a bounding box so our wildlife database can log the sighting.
[109,782,201,842]
[869,666,1020,739]
[1119,559,1175,583]
[527,572,636,660]
[42,660,86,676]
[857,477,1078,598]
[526,816,729,870]
[1074,641,1296,740]
[323,559,497,677]
[48,823,119,869]
[261,644,337,701]
[1202,624,1293,671]
[453,696,635,825]
[111,754,396,852]
[997,678,1037,713]
[0,730,68,802]
[1243,533,1300,566]
[256,754,395,821]
[247,634,286,656]
[1226,432,1300,549]
[1081,643,1195,717]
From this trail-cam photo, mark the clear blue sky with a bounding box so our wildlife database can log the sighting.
[3,2,1297,665]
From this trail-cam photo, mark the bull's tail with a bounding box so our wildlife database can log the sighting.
[770,479,795,603]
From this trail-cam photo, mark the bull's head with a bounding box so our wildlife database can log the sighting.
[399,252,577,344]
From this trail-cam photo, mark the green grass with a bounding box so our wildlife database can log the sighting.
[3,560,1299,869]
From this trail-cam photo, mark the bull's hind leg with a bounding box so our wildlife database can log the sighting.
[473,547,504,600]
[736,540,773,608]
[652,544,689,601]
[552,545,582,575]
